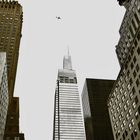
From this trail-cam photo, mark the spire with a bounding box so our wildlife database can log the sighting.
[63,48,72,70]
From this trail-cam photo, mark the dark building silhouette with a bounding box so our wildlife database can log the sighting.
[0,0,24,139]
[108,0,140,140]
[53,52,86,140]
[82,78,115,140]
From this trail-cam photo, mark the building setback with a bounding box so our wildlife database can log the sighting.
[53,52,86,140]
[108,0,140,140]
[0,0,24,139]
[0,53,8,140]
[82,78,115,140]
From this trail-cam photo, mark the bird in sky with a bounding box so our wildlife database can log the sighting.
[56,16,61,20]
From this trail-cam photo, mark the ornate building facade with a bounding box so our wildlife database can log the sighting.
[108,0,140,140]
[0,1,24,139]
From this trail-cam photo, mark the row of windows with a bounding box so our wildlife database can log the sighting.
[117,4,140,65]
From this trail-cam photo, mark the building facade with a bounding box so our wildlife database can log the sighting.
[0,53,8,140]
[0,0,23,102]
[82,78,114,140]
[53,52,86,140]
[0,1,24,139]
[108,0,140,140]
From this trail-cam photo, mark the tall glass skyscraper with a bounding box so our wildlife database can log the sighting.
[53,52,86,140]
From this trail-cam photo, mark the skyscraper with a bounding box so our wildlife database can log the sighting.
[53,52,86,140]
[0,0,23,102]
[0,53,8,140]
[82,78,114,140]
[108,0,140,140]
[0,1,24,139]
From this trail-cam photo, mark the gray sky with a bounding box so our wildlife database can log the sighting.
[14,0,125,140]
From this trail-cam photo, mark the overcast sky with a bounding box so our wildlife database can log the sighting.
[13,0,125,140]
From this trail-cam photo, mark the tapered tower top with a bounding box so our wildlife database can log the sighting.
[63,49,72,70]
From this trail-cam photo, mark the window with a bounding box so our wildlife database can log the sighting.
[136,79,139,87]
[131,62,134,69]
[126,113,130,120]
[133,70,136,78]
[137,31,140,41]
[124,91,127,97]
[134,129,137,137]
[127,70,130,76]
[119,115,122,121]
[133,56,136,63]
[129,78,132,85]
[127,84,131,90]
[131,133,134,140]
[121,111,124,117]
[136,64,139,72]
[132,19,137,31]
[123,120,126,126]
[137,47,140,55]
[119,103,122,108]
[138,105,140,114]
[129,109,132,115]
[124,104,127,111]
[132,87,135,94]
[135,111,139,119]
[131,119,135,126]
[122,96,125,102]
[134,39,138,47]
[129,25,134,37]
[126,100,129,106]
[121,124,124,130]
[132,101,136,109]
[123,133,125,139]
[129,123,132,130]
[138,121,140,131]
[135,96,139,104]
[125,130,128,136]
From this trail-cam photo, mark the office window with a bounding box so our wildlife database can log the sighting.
[129,109,132,115]
[136,79,140,87]
[135,111,139,120]
[137,47,140,55]
[123,120,126,126]
[121,111,124,117]
[129,78,132,85]
[133,56,136,63]
[129,123,132,130]
[131,119,135,126]
[136,64,139,72]
[138,121,140,131]
[134,129,137,137]
[133,70,136,78]
[122,96,125,102]
[126,100,130,106]
[118,102,121,108]
[131,62,134,69]
[137,31,140,41]
[124,104,127,111]
[131,133,134,140]
[121,124,124,130]
[138,105,140,114]
[132,101,136,109]
[129,25,134,37]
[125,130,128,137]
[132,87,136,94]
[132,19,137,31]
